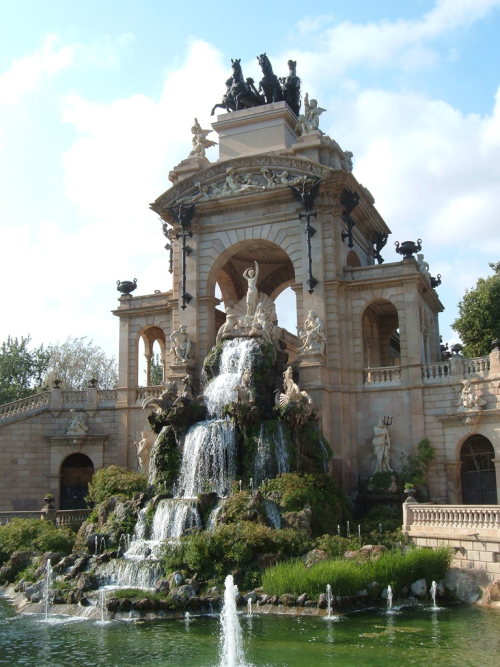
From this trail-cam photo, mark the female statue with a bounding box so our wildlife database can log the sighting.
[243,261,259,317]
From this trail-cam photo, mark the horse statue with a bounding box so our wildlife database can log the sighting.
[230,58,263,110]
[280,60,301,117]
[257,53,283,105]
[210,77,236,116]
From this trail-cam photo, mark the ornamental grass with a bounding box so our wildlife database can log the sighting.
[261,546,452,598]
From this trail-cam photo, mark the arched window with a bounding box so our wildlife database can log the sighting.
[137,326,166,386]
[461,435,497,504]
[362,300,399,368]
[60,454,94,510]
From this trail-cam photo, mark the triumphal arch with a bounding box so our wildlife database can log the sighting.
[113,56,500,502]
[2,56,500,514]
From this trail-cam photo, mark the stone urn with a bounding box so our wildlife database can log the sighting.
[404,487,416,500]
[41,494,57,522]
[492,339,500,351]
[116,279,137,296]
[43,494,55,509]
[451,343,463,356]
[395,239,422,261]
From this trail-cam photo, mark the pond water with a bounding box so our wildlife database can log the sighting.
[1,595,500,667]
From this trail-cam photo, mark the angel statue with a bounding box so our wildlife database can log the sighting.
[295,93,326,135]
[189,118,217,159]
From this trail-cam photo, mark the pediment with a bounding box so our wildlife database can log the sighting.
[151,155,340,214]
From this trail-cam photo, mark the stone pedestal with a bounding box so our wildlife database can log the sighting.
[212,102,298,161]
[402,497,419,534]
[169,156,211,185]
[168,362,197,383]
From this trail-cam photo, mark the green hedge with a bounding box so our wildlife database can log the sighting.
[86,466,148,505]
[261,473,350,537]
[161,522,312,582]
[0,519,75,565]
[261,546,452,597]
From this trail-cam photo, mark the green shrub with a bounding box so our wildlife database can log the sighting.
[261,546,452,598]
[0,519,75,565]
[360,504,403,535]
[399,438,435,488]
[160,522,312,583]
[86,466,148,505]
[148,426,181,490]
[260,472,350,537]
[314,535,361,557]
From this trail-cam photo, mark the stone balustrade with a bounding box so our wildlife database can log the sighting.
[0,387,119,425]
[55,509,92,527]
[464,356,490,378]
[0,392,51,421]
[0,508,91,527]
[97,389,118,405]
[403,500,500,577]
[422,361,451,381]
[61,390,87,406]
[363,366,401,385]
[135,385,163,402]
[406,503,500,532]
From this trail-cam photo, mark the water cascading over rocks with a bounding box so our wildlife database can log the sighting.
[106,265,332,588]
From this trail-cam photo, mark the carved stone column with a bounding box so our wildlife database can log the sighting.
[445,461,463,504]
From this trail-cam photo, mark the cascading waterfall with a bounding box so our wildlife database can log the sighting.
[219,574,246,667]
[253,421,290,486]
[262,499,281,529]
[205,338,255,418]
[178,420,237,498]
[206,502,222,531]
[101,338,282,591]
[151,499,201,539]
[97,558,163,589]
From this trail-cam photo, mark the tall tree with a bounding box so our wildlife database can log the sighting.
[0,336,50,405]
[452,261,500,357]
[43,337,118,390]
[149,353,164,386]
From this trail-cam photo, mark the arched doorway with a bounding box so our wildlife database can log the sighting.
[461,435,497,504]
[60,454,94,510]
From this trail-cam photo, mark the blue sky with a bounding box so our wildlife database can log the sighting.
[1,0,500,357]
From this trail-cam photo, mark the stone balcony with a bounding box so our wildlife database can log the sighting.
[403,500,500,577]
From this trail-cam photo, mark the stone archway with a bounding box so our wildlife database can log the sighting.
[460,435,497,504]
[208,239,299,356]
[60,453,94,510]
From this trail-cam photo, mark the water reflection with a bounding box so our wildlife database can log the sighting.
[2,596,500,667]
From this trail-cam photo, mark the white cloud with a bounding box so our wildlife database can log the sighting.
[0,35,73,106]
[287,0,500,84]
[323,83,500,341]
[0,40,227,353]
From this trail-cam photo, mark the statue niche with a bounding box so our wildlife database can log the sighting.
[216,262,285,358]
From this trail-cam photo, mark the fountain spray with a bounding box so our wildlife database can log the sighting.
[219,574,246,667]
[431,581,438,610]
[44,560,53,622]
[326,584,333,620]
[387,585,393,613]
